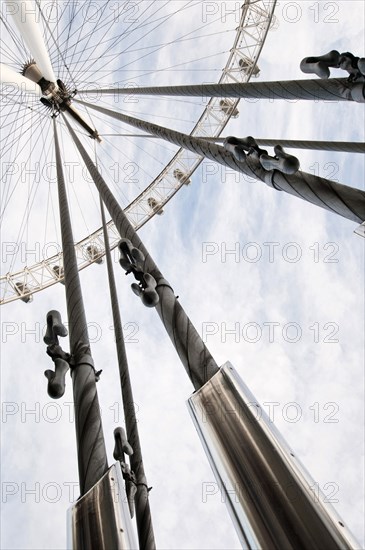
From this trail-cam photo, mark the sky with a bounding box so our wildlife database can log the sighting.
[0,1,364,549]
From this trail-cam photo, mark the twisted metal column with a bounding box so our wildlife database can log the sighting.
[100,198,156,550]
[98,134,365,153]
[75,100,365,224]
[211,138,365,154]
[53,118,108,495]
[78,78,365,102]
[63,114,219,391]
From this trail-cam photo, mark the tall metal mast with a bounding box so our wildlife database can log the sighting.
[52,117,108,494]
[75,100,365,224]
[100,197,156,550]
[79,77,365,102]
[63,113,219,390]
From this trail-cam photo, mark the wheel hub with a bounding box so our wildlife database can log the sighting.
[22,60,101,142]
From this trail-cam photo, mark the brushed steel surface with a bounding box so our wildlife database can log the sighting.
[68,463,137,550]
[188,362,359,549]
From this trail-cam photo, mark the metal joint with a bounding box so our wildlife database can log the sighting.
[118,239,159,307]
[43,310,70,399]
[113,427,137,517]
[224,136,299,174]
[300,50,365,81]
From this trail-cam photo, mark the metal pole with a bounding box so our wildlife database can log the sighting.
[53,117,108,495]
[99,134,365,153]
[63,114,219,391]
[75,100,365,224]
[209,138,365,154]
[78,77,365,102]
[100,197,156,550]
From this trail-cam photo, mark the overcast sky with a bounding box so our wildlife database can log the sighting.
[1,1,364,549]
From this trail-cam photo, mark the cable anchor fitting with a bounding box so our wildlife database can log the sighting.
[113,427,137,518]
[43,310,70,399]
[300,50,365,81]
[118,238,159,307]
[224,136,300,174]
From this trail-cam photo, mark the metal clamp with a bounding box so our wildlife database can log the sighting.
[43,310,70,399]
[223,135,266,161]
[118,239,159,307]
[300,50,365,81]
[224,136,299,174]
[258,145,300,174]
[114,426,134,459]
[113,427,136,518]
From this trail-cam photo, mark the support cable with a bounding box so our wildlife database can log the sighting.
[63,114,219,391]
[75,100,365,224]
[78,77,365,103]
[98,135,365,153]
[99,196,156,550]
[208,138,365,154]
[53,117,108,495]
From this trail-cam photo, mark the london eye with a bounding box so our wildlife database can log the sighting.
[0,1,364,549]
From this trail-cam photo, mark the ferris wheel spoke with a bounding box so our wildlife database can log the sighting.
[76,6,226,65]
[0,114,50,238]
[71,1,187,84]
[35,0,79,89]
[7,118,53,253]
[57,0,151,85]
[0,13,26,61]
[0,109,41,161]
[69,0,155,83]
[73,2,109,67]
[77,0,217,84]
[0,36,20,64]
[0,113,44,208]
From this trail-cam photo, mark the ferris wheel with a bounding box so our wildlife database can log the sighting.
[0,0,277,304]
[1,1,364,550]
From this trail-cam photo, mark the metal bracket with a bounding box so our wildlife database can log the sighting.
[300,50,365,81]
[113,427,136,518]
[258,144,300,174]
[118,239,159,307]
[43,310,70,399]
[224,136,300,174]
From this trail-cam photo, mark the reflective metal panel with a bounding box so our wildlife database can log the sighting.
[67,463,137,550]
[188,362,359,550]
[354,221,365,238]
